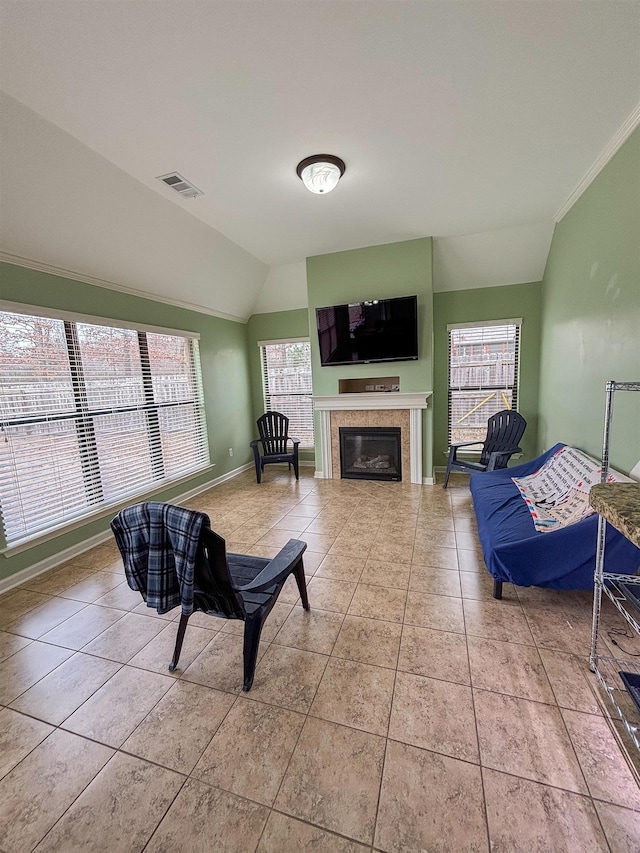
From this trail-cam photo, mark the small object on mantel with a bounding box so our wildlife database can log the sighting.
[589,483,640,549]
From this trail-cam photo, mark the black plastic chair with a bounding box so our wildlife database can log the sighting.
[443,409,527,489]
[112,504,308,691]
[250,411,300,484]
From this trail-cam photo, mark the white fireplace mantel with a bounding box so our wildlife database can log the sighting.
[313,392,432,484]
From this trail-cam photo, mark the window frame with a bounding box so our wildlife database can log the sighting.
[259,337,314,450]
[0,302,212,552]
[447,318,522,451]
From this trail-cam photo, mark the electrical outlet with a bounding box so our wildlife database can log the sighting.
[391,384,400,391]
[228,448,233,457]
[365,384,374,391]
[375,384,385,391]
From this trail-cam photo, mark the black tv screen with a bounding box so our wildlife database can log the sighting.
[316,295,418,366]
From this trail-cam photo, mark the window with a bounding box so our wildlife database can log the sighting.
[0,308,210,548]
[448,320,521,447]
[260,339,314,448]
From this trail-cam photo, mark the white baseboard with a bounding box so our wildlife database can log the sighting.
[0,461,254,594]
[422,477,436,485]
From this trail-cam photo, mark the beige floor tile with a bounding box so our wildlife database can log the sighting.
[81,611,166,663]
[398,624,470,685]
[123,680,234,773]
[523,604,594,655]
[403,590,465,633]
[273,605,344,655]
[310,657,395,735]
[63,665,173,747]
[39,603,126,650]
[193,697,305,804]
[463,598,535,645]
[299,531,336,554]
[128,621,218,675]
[411,542,459,570]
[256,811,369,852]
[217,601,293,644]
[538,649,603,715]
[275,716,385,844]
[277,573,302,605]
[457,549,487,573]
[94,581,143,611]
[0,729,113,853]
[0,629,32,662]
[315,553,366,582]
[0,707,53,781]
[467,636,556,704]
[4,596,86,639]
[483,767,608,853]
[474,689,588,794]
[146,777,269,853]
[20,565,95,597]
[389,670,478,763]
[360,559,410,589]
[0,589,53,630]
[246,644,328,712]
[328,536,373,560]
[460,571,518,601]
[332,614,401,669]
[306,577,357,613]
[415,528,457,549]
[375,739,488,853]
[562,709,640,811]
[10,652,121,725]
[34,752,184,853]
[370,540,414,565]
[455,530,482,550]
[182,631,264,693]
[58,571,124,602]
[409,565,462,597]
[348,583,407,623]
[0,641,74,705]
[594,800,640,853]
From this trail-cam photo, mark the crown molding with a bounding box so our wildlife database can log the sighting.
[554,102,640,222]
[0,252,248,324]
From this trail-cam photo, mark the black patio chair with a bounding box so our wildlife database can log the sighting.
[250,411,300,484]
[111,502,308,691]
[443,409,527,489]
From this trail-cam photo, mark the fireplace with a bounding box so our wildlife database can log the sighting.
[339,427,402,482]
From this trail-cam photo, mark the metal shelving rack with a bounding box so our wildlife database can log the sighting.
[589,380,640,751]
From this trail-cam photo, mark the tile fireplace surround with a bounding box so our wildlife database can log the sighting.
[313,393,432,485]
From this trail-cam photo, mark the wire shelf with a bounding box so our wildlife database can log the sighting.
[592,654,640,751]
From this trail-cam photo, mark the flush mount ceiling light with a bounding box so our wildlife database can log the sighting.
[296,154,346,194]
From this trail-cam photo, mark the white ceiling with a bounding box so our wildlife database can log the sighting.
[1,1,639,317]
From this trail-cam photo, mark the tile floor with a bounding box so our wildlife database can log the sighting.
[0,468,639,852]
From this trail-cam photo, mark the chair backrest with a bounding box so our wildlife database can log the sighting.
[257,411,290,456]
[480,410,527,467]
[193,527,245,619]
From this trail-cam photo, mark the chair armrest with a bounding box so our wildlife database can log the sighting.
[250,439,260,449]
[486,447,522,471]
[449,441,484,450]
[234,539,307,593]
[290,437,300,446]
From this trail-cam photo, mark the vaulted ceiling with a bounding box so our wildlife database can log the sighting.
[1,1,638,318]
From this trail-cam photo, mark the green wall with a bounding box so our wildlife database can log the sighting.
[433,282,542,466]
[0,262,253,581]
[306,238,434,478]
[538,128,640,474]
[245,307,314,463]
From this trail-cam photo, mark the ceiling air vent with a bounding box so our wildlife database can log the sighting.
[157,172,203,199]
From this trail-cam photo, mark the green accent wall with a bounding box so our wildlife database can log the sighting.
[245,308,314,463]
[433,282,542,466]
[538,127,640,474]
[306,238,434,478]
[0,262,253,581]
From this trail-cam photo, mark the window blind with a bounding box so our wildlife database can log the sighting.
[260,340,314,449]
[0,310,210,547]
[447,322,521,447]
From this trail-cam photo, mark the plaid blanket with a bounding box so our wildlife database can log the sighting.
[111,502,210,615]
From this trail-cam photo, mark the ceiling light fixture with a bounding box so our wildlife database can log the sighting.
[296,154,346,194]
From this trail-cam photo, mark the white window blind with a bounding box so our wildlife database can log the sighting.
[260,340,314,449]
[448,322,521,447]
[0,310,210,547]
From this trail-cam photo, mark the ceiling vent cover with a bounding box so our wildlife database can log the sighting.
[157,172,203,199]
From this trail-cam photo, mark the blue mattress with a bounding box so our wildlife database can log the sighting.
[469,443,640,589]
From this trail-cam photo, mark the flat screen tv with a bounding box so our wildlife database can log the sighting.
[316,295,418,366]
